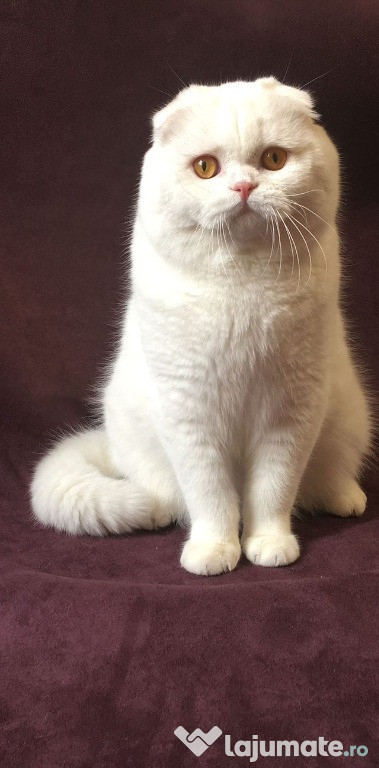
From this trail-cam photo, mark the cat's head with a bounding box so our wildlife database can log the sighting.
[138,78,339,266]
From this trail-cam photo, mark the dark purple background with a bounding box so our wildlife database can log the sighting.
[1,2,378,766]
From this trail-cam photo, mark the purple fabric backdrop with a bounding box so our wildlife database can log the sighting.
[1,1,378,766]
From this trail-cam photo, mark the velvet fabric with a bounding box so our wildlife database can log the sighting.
[1,1,378,766]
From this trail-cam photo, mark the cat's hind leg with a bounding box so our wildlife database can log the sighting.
[106,413,186,531]
[298,363,371,517]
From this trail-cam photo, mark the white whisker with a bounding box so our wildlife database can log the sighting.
[277,210,301,294]
[206,224,215,280]
[287,189,323,196]
[193,223,207,261]
[259,214,276,280]
[163,59,188,88]
[300,64,341,89]
[224,216,237,248]
[273,214,283,286]
[216,221,229,280]
[289,201,337,234]
[221,217,243,278]
[287,211,328,283]
[284,212,313,288]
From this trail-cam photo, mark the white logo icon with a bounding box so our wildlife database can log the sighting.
[174,725,223,756]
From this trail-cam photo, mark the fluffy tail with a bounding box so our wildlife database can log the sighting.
[31,429,153,535]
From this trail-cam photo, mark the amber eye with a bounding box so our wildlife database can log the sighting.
[261,147,287,171]
[193,155,219,179]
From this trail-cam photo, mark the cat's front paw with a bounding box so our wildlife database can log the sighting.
[242,532,299,567]
[180,538,241,576]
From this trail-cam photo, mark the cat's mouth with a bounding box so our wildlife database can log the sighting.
[227,199,262,223]
[204,200,266,234]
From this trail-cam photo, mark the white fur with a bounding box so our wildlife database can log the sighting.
[31,78,371,574]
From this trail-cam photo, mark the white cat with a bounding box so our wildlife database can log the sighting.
[31,78,372,575]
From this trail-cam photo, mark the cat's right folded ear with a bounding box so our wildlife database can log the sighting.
[152,100,178,143]
[151,96,186,144]
[151,86,199,144]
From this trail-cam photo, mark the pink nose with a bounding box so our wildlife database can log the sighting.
[230,181,257,201]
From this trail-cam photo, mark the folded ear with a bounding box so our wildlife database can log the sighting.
[151,84,205,143]
[151,97,185,143]
[152,104,170,136]
[278,81,320,121]
[258,77,319,121]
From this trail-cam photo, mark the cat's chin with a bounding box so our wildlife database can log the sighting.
[227,208,264,243]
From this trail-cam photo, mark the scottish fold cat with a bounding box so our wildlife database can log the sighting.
[31,78,371,574]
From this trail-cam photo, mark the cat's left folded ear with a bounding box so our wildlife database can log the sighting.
[275,79,320,122]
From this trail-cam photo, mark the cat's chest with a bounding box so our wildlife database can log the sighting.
[140,286,302,381]
[134,288,321,439]
[168,289,293,362]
